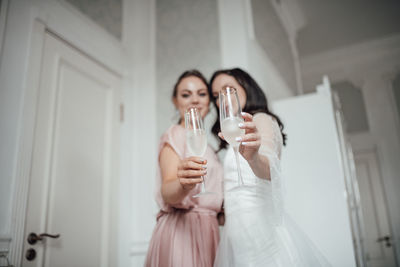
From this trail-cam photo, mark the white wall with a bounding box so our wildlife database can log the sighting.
[297,1,400,56]
[247,40,293,101]
[156,0,221,139]
[251,0,297,92]
[154,0,295,144]
[122,0,157,265]
[217,0,293,101]
[64,0,122,39]
[155,0,295,150]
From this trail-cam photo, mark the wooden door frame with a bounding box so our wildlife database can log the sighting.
[0,1,142,266]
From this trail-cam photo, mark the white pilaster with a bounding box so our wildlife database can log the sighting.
[122,0,157,266]
[217,0,250,69]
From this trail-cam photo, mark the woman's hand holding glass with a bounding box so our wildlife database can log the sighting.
[236,112,261,162]
[185,107,215,197]
[218,87,247,187]
[177,157,207,191]
[220,112,261,161]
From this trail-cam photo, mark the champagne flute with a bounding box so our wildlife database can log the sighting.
[185,107,214,197]
[219,87,245,187]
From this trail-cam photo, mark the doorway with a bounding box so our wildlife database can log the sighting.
[22,32,122,267]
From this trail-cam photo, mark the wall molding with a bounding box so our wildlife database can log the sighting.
[271,0,305,94]
[301,33,400,90]
[7,13,47,267]
[130,241,149,256]
[0,236,11,254]
[0,0,9,60]
[348,132,376,152]
[39,0,125,74]
[0,236,11,267]
[248,39,293,100]
[270,0,306,39]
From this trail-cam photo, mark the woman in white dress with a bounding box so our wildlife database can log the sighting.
[209,68,330,267]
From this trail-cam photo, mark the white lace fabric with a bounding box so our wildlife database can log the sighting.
[254,113,284,224]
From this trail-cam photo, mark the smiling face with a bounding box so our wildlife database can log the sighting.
[211,73,247,109]
[173,76,210,124]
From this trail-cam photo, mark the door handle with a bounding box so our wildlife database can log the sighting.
[27,232,60,245]
[376,235,392,247]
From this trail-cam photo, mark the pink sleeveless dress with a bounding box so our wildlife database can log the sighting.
[145,125,224,267]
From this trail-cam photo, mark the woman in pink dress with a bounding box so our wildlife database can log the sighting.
[145,70,224,267]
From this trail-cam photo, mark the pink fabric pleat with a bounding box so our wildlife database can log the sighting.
[145,125,224,267]
[146,210,220,267]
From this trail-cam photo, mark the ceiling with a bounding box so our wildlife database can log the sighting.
[296,0,400,56]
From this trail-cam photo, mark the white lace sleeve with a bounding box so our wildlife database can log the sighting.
[253,113,284,223]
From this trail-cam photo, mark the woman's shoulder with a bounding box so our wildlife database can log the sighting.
[159,124,186,155]
[161,124,185,140]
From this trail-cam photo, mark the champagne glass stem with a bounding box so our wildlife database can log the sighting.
[200,177,206,193]
[233,146,244,186]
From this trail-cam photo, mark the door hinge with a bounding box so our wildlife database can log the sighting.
[120,103,124,122]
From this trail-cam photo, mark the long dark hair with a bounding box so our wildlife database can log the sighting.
[209,68,287,151]
[172,69,209,124]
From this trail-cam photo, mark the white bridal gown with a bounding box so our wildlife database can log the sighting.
[215,113,331,267]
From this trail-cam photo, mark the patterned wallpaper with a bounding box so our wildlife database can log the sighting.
[64,0,122,39]
[156,0,221,139]
[251,0,297,92]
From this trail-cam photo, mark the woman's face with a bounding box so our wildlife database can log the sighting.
[211,74,247,109]
[173,76,210,122]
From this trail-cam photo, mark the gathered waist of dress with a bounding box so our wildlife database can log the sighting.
[157,207,218,220]
[225,193,275,214]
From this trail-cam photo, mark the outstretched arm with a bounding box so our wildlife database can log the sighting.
[160,144,207,204]
[239,112,271,180]
[232,112,279,180]
[218,112,280,180]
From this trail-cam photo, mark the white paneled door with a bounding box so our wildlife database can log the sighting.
[354,150,397,267]
[22,32,121,267]
[272,85,357,267]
